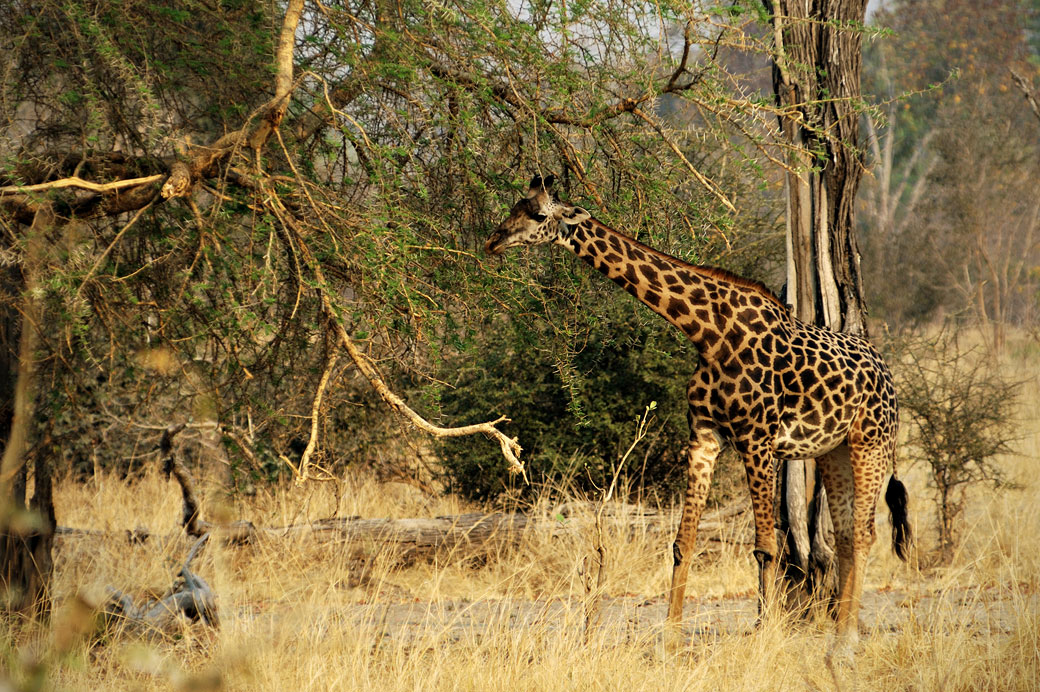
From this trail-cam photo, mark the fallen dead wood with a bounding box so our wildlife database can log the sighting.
[56,500,752,562]
[60,428,751,562]
[255,499,753,558]
[103,534,220,635]
[271,512,536,562]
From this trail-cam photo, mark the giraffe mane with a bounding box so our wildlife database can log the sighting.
[693,265,789,313]
[586,218,789,313]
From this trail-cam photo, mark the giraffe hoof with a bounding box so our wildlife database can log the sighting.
[662,627,686,656]
[825,631,859,668]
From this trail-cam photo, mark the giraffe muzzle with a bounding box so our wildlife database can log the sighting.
[484,230,508,255]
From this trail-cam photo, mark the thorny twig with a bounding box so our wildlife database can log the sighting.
[582,402,655,640]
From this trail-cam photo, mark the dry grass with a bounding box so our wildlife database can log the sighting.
[4,339,1039,691]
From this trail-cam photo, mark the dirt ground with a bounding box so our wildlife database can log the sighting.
[250,583,1031,646]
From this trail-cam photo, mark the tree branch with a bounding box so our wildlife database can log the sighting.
[161,0,304,200]
[264,187,526,480]
[1010,69,1040,125]
[159,424,256,543]
[631,107,736,213]
[159,423,205,538]
[290,347,340,484]
[0,174,164,197]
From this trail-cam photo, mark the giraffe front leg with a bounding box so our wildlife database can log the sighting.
[743,447,779,619]
[665,428,719,652]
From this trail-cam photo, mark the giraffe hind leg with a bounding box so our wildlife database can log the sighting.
[817,443,887,650]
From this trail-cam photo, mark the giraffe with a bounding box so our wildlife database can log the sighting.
[485,175,911,651]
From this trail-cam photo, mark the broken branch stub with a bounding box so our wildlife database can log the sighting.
[159,424,256,543]
[160,423,204,537]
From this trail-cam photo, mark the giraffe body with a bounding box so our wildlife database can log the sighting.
[486,176,911,650]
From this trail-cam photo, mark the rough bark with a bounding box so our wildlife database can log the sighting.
[0,204,56,617]
[770,0,870,334]
[766,0,870,609]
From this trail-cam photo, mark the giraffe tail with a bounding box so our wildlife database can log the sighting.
[885,475,912,561]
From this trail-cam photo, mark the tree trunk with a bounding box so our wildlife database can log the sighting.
[0,205,56,617]
[765,0,870,610]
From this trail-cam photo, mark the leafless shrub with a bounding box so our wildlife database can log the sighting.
[891,330,1023,563]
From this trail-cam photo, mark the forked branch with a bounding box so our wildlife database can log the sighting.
[264,191,526,481]
[159,423,256,543]
[0,174,164,197]
[104,533,220,633]
[287,346,340,484]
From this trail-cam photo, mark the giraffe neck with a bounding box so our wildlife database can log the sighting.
[557,218,785,358]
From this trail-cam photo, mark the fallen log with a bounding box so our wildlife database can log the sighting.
[275,512,536,563]
[57,500,751,561]
[59,428,751,561]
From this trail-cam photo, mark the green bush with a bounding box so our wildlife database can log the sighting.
[435,297,698,503]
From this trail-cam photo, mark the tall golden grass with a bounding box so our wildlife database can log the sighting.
[4,336,1039,691]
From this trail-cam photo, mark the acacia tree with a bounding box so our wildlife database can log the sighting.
[761,0,873,605]
[0,0,790,614]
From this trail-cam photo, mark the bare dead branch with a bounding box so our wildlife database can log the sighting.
[159,423,205,537]
[666,21,697,92]
[259,183,526,480]
[291,346,340,484]
[160,0,304,201]
[103,534,219,633]
[159,425,256,543]
[0,174,164,197]
[247,0,305,149]
[584,405,653,640]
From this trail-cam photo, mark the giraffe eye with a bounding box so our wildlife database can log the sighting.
[532,213,547,223]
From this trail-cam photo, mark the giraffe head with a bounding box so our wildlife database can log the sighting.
[484,175,591,255]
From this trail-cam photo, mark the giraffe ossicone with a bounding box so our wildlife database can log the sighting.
[486,175,912,651]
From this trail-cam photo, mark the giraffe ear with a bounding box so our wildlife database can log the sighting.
[527,175,545,198]
[528,174,555,197]
[562,205,590,224]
